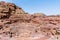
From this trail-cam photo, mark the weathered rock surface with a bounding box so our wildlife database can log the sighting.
[0,1,59,40]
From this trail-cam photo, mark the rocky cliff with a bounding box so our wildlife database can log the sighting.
[0,1,59,40]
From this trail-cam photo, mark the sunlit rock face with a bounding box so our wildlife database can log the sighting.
[0,1,59,40]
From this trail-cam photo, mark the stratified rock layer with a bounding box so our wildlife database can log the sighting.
[0,1,59,40]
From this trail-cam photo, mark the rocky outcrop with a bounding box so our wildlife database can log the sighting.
[0,1,59,40]
[0,1,25,19]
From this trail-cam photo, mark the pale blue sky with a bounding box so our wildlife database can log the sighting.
[0,0,60,15]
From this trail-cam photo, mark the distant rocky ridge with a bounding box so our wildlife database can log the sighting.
[0,1,60,40]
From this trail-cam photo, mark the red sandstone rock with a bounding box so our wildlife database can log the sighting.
[0,1,59,40]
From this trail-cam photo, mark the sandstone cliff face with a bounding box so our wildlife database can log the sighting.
[0,1,59,40]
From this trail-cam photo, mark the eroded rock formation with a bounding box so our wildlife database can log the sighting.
[0,1,59,40]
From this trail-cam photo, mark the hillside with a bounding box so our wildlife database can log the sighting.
[0,1,59,40]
